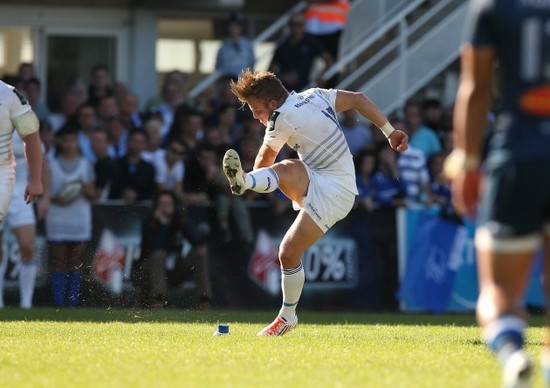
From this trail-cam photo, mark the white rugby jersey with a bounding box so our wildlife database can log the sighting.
[0,81,32,171]
[264,88,358,195]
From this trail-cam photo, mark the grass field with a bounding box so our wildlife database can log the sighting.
[0,308,547,387]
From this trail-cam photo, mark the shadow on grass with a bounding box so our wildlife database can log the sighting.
[0,308,546,328]
[0,307,479,326]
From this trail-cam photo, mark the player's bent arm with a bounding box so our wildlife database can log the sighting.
[254,143,278,170]
[334,90,389,128]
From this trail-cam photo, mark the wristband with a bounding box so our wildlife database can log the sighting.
[379,122,395,138]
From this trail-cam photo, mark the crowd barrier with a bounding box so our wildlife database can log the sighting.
[2,202,545,311]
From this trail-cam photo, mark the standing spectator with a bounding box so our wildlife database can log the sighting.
[132,190,212,309]
[304,0,351,87]
[109,128,156,203]
[90,127,117,202]
[215,12,256,78]
[87,64,114,109]
[269,11,333,92]
[0,133,49,309]
[46,127,95,307]
[403,100,442,159]
[340,109,373,155]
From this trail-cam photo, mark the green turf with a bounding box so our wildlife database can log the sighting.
[0,308,547,387]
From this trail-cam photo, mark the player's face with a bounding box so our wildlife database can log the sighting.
[247,98,273,127]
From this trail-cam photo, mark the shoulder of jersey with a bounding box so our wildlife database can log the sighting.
[268,111,280,131]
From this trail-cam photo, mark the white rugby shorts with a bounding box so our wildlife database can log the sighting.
[293,162,355,233]
[0,168,15,223]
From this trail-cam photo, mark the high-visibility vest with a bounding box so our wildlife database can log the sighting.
[305,0,351,26]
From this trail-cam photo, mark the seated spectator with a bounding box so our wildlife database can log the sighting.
[354,149,377,212]
[87,64,114,108]
[184,144,253,244]
[146,70,189,139]
[340,109,373,155]
[106,115,129,159]
[23,77,50,123]
[428,151,461,223]
[371,145,407,208]
[90,127,117,202]
[118,91,143,131]
[167,106,205,159]
[403,100,442,159]
[96,95,120,126]
[141,118,165,163]
[131,190,211,309]
[75,104,100,163]
[396,145,434,207]
[109,128,156,203]
[154,139,187,200]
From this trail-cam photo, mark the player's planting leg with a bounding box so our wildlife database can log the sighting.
[223,149,279,196]
[258,211,323,337]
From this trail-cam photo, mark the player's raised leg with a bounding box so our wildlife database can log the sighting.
[223,149,280,196]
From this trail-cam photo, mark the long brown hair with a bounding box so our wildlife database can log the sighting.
[229,69,287,104]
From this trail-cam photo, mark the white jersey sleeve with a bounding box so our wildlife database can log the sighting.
[263,111,293,153]
[7,84,32,120]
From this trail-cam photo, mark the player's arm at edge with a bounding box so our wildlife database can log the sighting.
[253,142,278,170]
[14,110,44,203]
[446,44,494,178]
[334,90,408,152]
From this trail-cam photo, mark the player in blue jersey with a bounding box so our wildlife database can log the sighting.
[446,0,550,386]
[223,69,408,336]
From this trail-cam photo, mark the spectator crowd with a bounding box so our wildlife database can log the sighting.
[0,4,462,312]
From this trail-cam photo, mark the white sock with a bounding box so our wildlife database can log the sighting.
[245,168,279,193]
[19,261,38,309]
[0,256,6,308]
[278,262,305,321]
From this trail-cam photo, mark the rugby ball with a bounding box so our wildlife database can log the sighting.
[55,180,83,205]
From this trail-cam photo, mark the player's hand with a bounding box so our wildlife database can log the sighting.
[450,169,481,219]
[24,180,43,204]
[388,130,409,152]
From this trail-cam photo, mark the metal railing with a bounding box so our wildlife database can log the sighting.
[186,1,307,99]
